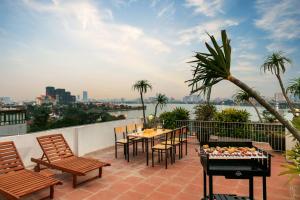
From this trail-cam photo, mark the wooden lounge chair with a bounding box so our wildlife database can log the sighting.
[31,134,110,188]
[0,141,61,200]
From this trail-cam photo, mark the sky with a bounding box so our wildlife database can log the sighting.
[0,0,300,101]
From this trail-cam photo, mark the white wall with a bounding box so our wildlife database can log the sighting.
[0,124,27,136]
[0,118,141,168]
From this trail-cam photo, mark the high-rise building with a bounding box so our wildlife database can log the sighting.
[46,86,55,98]
[83,91,88,102]
[43,86,75,104]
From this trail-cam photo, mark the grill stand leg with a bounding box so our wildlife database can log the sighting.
[263,176,267,200]
[249,177,254,200]
[209,175,213,200]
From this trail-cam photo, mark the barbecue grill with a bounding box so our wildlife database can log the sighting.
[198,141,271,200]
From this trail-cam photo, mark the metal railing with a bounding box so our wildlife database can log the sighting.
[176,120,286,152]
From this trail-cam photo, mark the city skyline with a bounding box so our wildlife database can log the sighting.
[1,0,300,101]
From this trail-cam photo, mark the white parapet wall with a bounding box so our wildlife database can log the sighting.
[0,123,27,136]
[0,118,141,168]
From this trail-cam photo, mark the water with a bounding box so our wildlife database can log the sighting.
[109,103,293,122]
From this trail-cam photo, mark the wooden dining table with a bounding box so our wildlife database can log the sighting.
[127,128,172,165]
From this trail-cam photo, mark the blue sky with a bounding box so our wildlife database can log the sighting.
[0,0,300,101]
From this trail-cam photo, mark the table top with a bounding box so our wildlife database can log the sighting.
[127,129,172,139]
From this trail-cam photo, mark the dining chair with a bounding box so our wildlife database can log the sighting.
[152,130,175,169]
[161,128,182,160]
[114,126,134,160]
[126,124,144,156]
[180,126,188,156]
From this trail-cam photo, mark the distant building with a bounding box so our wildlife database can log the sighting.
[46,86,56,98]
[0,108,27,136]
[182,95,202,103]
[0,97,13,105]
[36,86,76,105]
[83,91,88,102]
[274,93,285,103]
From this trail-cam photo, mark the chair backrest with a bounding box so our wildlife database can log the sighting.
[126,124,136,134]
[163,130,175,149]
[114,126,126,140]
[181,126,188,138]
[174,128,183,141]
[37,134,74,163]
[0,141,24,174]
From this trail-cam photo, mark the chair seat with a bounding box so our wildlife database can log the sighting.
[175,138,187,142]
[117,138,129,144]
[152,144,172,150]
[161,140,180,145]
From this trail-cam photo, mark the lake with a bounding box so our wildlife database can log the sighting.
[109,104,293,122]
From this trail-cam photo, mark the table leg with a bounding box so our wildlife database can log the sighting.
[263,176,267,200]
[249,177,254,200]
[203,170,207,199]
[146,138,149,166]
[209,175,213,200]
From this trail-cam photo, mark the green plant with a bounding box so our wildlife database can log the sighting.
[233,89,262,122]
[287,77,300,100]
[262,110,277,123]
[133,80,152,125]
[186,30,300,141]
[280,143,300,181]
[262,52,295,117]
[214,108,250,122]
[292,117,300,131]
[153,93,168,119]
[159,107,189,129]
[194,104,216,121]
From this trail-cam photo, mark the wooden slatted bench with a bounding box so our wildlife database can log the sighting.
[0,141,61,200]
[31,134,111,188]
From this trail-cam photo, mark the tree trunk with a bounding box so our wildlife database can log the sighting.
[276,74,297,117]
[228,75,300,142]
[248,100,263,123]
[154,103,159,119]
[140,92,146,125]
[206,86,212,104]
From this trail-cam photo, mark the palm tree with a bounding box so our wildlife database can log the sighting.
[287,78,300,100]
[186,30,300,141]
[261,52,296,117]
[153,93,168,119]
[133,80,152,125]
[233,89,262,122]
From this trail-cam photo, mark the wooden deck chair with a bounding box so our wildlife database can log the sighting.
[0,141,61,200]
[31,134,110,188]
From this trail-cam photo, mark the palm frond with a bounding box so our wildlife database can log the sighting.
[186,30,231,95]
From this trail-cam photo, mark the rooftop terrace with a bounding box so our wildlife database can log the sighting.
[19,140,300,200]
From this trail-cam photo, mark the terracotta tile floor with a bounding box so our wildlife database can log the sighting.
[22,142,300,200]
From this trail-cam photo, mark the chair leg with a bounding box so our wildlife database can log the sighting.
[178,145,181,159]
[158,150,161,163]
[165,150,168,169]
[98,167,102,178]
[142,139,145,152]
[152,150,154,167]
[115,143,118,159]
[73,175,77,188]
[50,185,54,199]
[185,141,188,155]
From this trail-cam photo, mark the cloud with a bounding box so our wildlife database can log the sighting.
[157,2,175,18]
[177,19,239,45]
[185,0,224,17]
[255,0,300,40]
[266,42,296,54]
[23,0,170,54]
